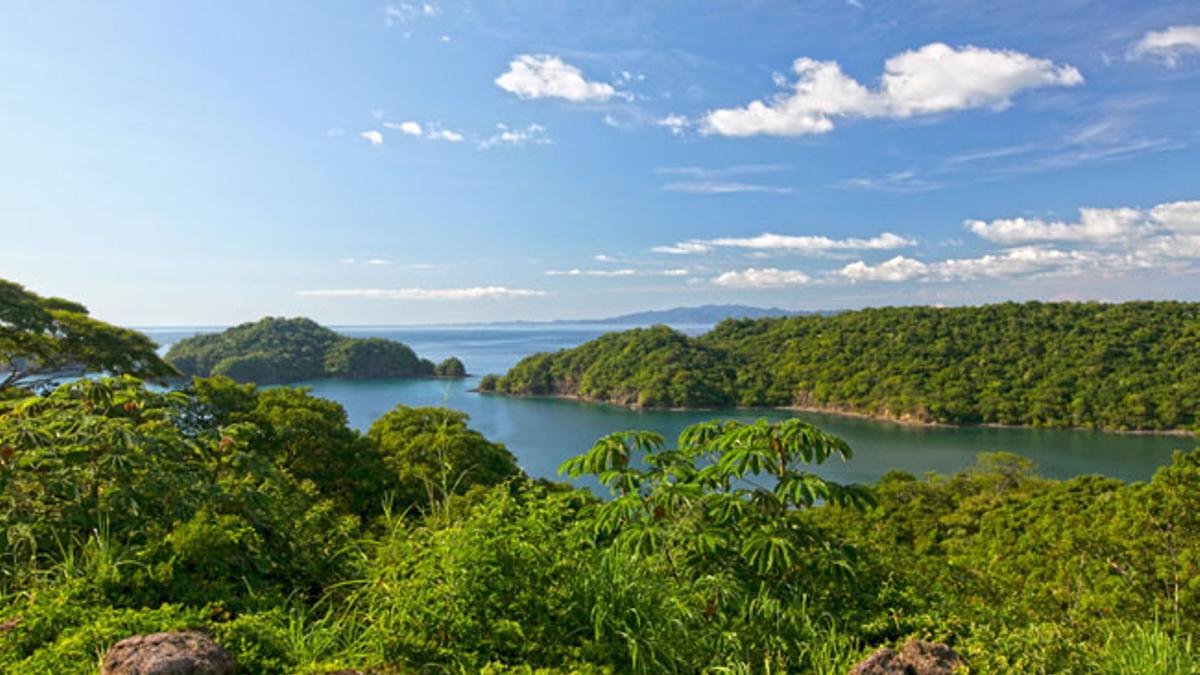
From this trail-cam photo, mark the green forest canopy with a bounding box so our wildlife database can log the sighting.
[165,317,468,385]
[1,278,174,394]
[1,375,1198,672]
[4,281,1200,671]
[494,301,1200,432]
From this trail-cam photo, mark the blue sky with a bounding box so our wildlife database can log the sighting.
[2,1,1200,325]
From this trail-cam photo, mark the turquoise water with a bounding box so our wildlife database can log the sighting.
[142,325,1194,486]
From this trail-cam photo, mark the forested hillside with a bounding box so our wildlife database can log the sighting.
[492,301,1200,431]
[2,282,1199,672]
[166,317,466,384]
[2,377,1198,672]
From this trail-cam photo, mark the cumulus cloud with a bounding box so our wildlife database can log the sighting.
[359,130,384,145]
[495,55,620,102]
[703,43,1083,137]
[366,258,392,265]
[966,201,1200,251]
[426,128,464,142]
[382,120,465,142]
[839,255,929,282]
[545,268,637,277]
[711,268,813,288]
[385,121,424,136]
[654,232,914,255]
[838,247,1139,283]
[652,242,712,255]
[478,123,550,149]
[657,114,690,136]
[1129,25,1200,66]
[298,287,546,300]
[545,268,690,277]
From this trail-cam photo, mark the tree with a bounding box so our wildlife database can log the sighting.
[0,278,175,394]
[435,356,467,378]
[368,406,521,511]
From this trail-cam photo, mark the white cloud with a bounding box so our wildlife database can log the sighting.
[545,268,637,277]
[662,181,794,194]
[495,55,619,102]
[1151,200,1200,233]
[836,169,940,193]
[478,123,550,149]
[703,43,1083,137]
[657,164,795,194]
[839,256,928,282]
[652,241,716,255]
[593,254,616,262]
[966,201,1200,247]
[655,232,914,255]
[711,268,812,288]
[384,2,438,26]
[657,114,690,136]
[1129,25,1200,66]
[545,268,690,277]
[839,247,1122,283]
[965,207,1149,244]
[427,128,464,142]
[298,287,547,300]
[366,258,392,265]
[385,121,424,136]
[359,130,384,145]
[658,164,791,177]
[964,199,1200,265]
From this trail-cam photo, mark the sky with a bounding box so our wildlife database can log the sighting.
[2,1,1200,326]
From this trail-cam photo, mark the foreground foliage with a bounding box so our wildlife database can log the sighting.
[165,317,465,385]
[495,301,1200,431]
[1,376,1198,673]
[1,278,174,395]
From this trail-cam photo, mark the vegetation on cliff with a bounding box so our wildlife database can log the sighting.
[165,317,465,385]
[3,282,1199,672]
[496,301,1200,431]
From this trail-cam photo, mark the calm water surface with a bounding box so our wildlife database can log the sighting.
[142,325,1194,487]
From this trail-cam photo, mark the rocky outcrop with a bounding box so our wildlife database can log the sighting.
[101,631,236,675]
[849,639,965,674]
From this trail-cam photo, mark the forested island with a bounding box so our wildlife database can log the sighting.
[166,317,466,384]
[488,301,1200,432]
[3,278,1200,672]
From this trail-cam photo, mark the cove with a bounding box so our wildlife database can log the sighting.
[144,324,1193,486]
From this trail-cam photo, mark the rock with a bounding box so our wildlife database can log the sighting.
[848,639,964,675]
[101,631,236,675]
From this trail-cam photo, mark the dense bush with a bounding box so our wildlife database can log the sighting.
[3,376,1198,672]
[498,301,1200,431]
[435,356,467,377]
[498,325,735,407]
[324,337,421,378]
[166,317,460,385]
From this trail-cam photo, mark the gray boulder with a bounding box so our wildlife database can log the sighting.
[101,631,236,675]
[849,639,965,674]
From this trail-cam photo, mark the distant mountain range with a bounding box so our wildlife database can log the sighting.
[569,304,817,325]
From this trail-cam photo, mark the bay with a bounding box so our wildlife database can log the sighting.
[141,324,1194,487]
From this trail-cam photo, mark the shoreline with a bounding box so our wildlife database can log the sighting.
[481,390,1197,438]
